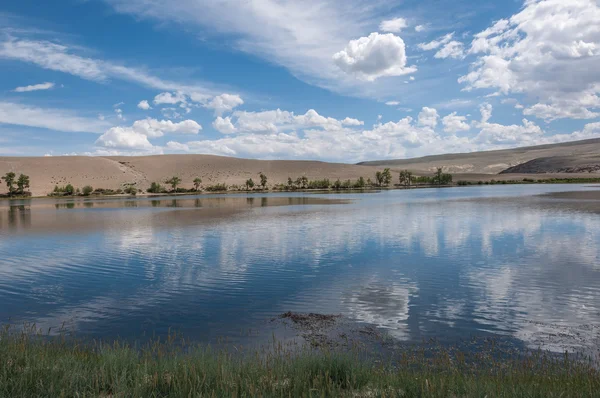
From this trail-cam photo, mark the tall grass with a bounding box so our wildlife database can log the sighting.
[1,326,599,397]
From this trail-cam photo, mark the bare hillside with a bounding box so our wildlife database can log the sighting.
[358,138,600,174]
[0,155,380,197]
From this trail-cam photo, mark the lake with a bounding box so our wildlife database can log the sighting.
[1,185,600,354]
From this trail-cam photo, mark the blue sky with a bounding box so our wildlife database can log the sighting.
[0,0,599,162]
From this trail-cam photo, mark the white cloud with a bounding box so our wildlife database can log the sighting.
[0,37,217,99]
[95,117,201,150]
[131,118,202,138]
[13,82,55,92]
[385,101,400,106]
[102,0,405,96]
[206,94,244,116]
[460,0,600,121]
[379,18,408,33]
[115,108,124,121]
[213,116,237,134]
[0,101,110,133]
[95,126,154,149]
[163,103,600,162]
[442,112,470,133]
[415,25,426,32]
[341,117,364,126]
[480,103,493,123]
[137,100,151,110]
[222,108,364,134]
[154,91,187,105]
[418,107,439,128]
[418,32,454,51]
[434,41,464,59]
[333,32,417,81]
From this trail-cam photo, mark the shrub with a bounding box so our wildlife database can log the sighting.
[147,182,166,193]
[205,184,228,192]
[82,186,94,196]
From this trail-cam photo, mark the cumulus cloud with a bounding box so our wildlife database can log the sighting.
[206,94,244,116]
[95,126,154,149]
[341,117,364,126]
[137,100,151,110]
[442,112,470,133]
[219,108,364,135]
[418,107,439,128]
[13,82,55,92]
[154,91,187,105]
[415,25,426,32]
[131,118,202,137]
[480,103,493,123]
[213,116,237,134]
[333,32,417,81]
[379,18,408,33]
[460,0,600,121]
[95,118,201,150]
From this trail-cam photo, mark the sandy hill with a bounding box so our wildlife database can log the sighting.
[0,155,380,197]
[2,138,600,197]
[358,138,600,175]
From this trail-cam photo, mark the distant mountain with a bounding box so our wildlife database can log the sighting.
[357,138,600,175]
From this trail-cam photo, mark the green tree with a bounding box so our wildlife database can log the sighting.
[355,176,366,188]
[382,168,392,186]
[435,167,443,186]
[375,171,383,187]
[165,176,182,192]
[82,185,94,196]
[65,184,75,196]
[2,172,16,195]
[193,177,203,191]
[287,177,294,189]
[16,174,30,195]
[259,172,268,189]
[333,179,342,190]
[246,178,255,190]
[148,182,164,193]
[399,170,413,187]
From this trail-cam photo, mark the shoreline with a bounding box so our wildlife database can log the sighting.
[2,177,600,202]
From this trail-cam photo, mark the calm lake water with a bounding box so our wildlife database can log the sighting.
[1,185,600,353]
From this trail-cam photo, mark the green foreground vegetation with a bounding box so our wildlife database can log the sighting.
[1,328,599,397]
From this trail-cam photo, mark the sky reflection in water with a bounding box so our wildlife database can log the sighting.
[1,185,599,353]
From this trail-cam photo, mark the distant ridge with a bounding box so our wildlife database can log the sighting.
[357,138,600,175]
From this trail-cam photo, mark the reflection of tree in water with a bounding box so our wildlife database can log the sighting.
[55,202,75,209]
[151,200,162,207]
[7,205,31,229]
[246,197,254,206]
[261,197,268,207]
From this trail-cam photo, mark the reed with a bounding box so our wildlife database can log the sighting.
[1,325,598,397]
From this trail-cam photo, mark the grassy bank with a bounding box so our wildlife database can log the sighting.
[1,329,599,397]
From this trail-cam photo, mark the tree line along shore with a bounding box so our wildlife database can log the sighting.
[3,168,600,199]
[0,168,452,198]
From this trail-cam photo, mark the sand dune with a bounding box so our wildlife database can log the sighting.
[0,155,381,197]
[2,138,600,197]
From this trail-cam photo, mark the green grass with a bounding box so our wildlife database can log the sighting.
[1,327,599,397]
